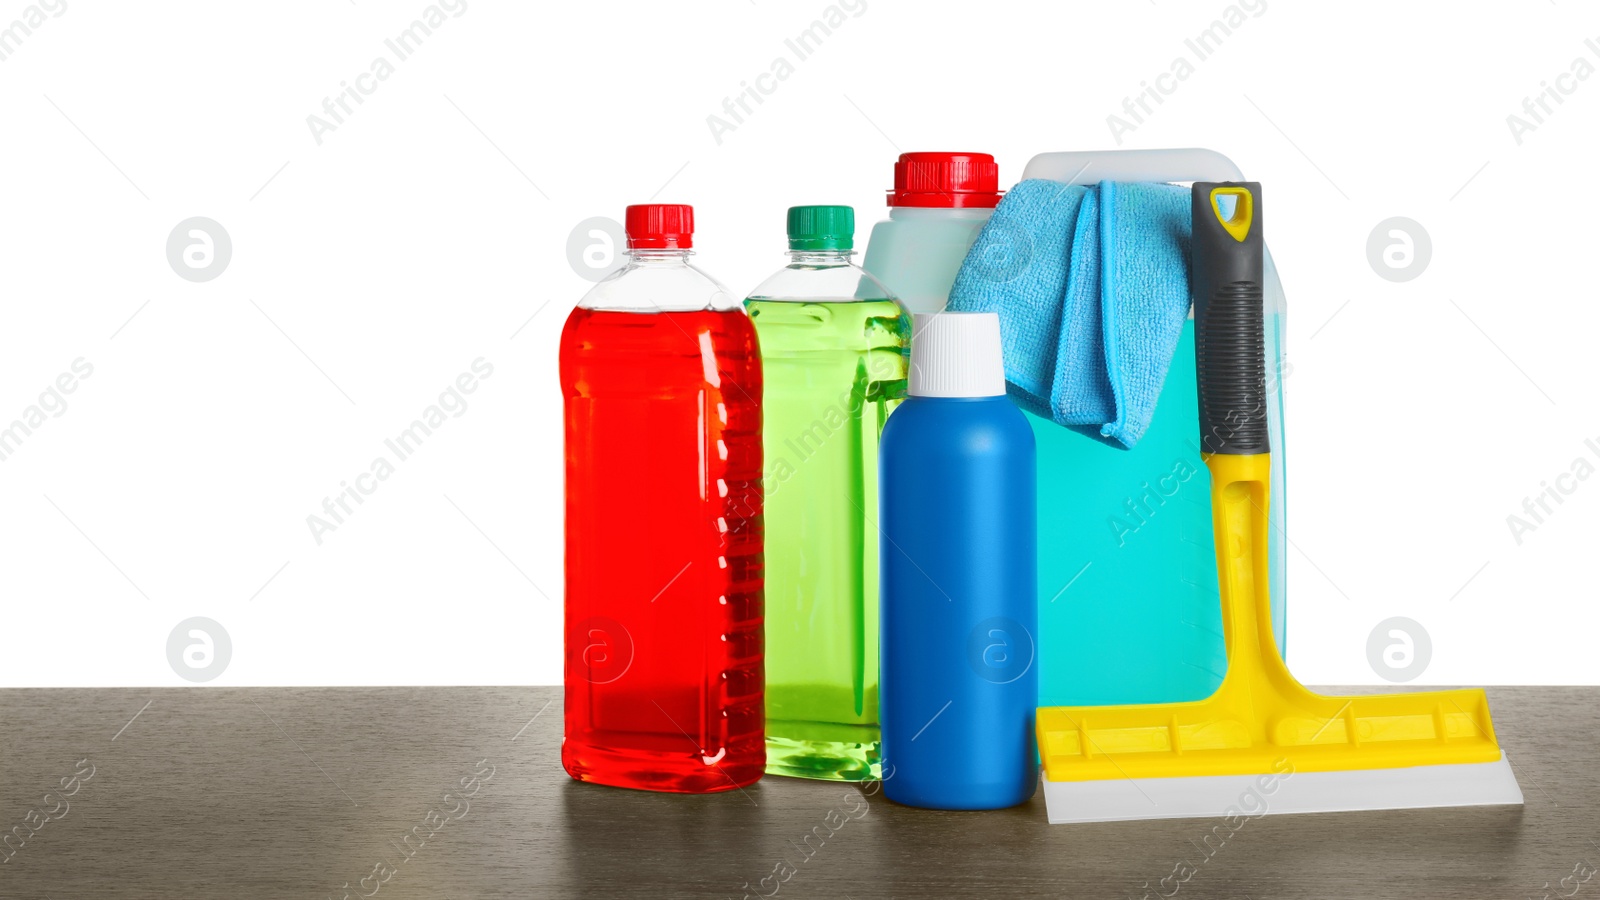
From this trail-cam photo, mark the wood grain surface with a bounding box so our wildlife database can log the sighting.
[0,686,1588,898]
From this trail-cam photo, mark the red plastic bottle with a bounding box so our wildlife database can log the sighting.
[559,204,765,792]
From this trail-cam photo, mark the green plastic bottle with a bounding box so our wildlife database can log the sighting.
[745,206,909,780]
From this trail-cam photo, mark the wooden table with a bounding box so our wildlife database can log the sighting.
[0,686,1588,898]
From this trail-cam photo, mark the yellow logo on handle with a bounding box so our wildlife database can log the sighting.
[1210,186,1254,242]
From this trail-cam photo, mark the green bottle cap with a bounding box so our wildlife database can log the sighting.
[787,205,854,251]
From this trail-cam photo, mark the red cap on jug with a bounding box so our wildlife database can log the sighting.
[888,152,1002,209]
[625,204,694,249]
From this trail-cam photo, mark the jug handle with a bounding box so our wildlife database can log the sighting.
[1021,148,1244,186]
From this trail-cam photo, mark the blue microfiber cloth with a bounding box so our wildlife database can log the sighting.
[950,180,1090,419]
[1056,186,1111,426]
[949,179,1192,449]
[1094,181,1192,447]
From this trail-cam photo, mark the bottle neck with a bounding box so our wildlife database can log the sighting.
[787,249,854,266]
[888,206,994,220]
[627,248,693,266]
[580,246,735,312]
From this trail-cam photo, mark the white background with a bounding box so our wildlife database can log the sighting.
[0,0,1595,686]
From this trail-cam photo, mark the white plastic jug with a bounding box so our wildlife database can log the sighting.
[861,152,1002,315]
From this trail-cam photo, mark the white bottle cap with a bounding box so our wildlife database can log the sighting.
[908,312,1006,398]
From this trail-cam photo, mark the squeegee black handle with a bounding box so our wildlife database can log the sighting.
[1191,181,1269,457]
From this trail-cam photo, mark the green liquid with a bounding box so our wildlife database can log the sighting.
[745,298,909,781]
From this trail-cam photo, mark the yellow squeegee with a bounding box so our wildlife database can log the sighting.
[1037,182,1523,824]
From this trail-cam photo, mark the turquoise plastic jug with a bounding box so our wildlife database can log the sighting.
[1020,149,1289,707]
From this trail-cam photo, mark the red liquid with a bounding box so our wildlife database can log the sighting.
[559,307,765,792]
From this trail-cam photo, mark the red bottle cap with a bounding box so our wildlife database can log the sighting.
[625,204,694,249]
[888,152,1002,209]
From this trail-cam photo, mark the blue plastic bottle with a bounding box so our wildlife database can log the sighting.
[879,311,1038,810]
